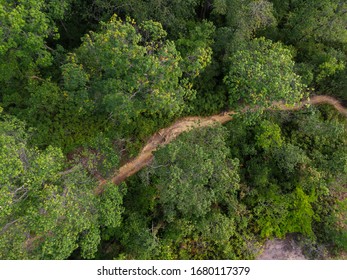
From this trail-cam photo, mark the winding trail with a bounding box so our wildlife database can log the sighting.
[95,95,347,194]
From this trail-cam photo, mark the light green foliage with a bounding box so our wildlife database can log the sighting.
[0,0,52,70]
[251,183,291,238]
[255,119,283,151]
[316,56,345,82]
[0,115,124,259]
[176,21,215,79]
[0,116,27,221]
[251,184,316,238]
[286,186,316,237]
[63,15,193,134]
[224,37,306,108]
[0,0,71,109]
[98,182,126,229]
[0,0,51,107]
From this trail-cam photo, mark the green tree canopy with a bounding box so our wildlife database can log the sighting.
[62,15,195,135]
[0,115,125,259]
[151,125,240,222]
[124,125,256,259]
[0,0,72,110]
[266,0,347,98]
[224,37,306,109]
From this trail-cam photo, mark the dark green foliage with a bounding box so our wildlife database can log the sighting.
[114,0,202,38]
[1,0,346,260]
[112,126,256,260]
[152,126,240,221]
[264,0,347,98]
[225,106,347,252]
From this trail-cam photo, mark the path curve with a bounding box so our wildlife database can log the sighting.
[95,95,347,194]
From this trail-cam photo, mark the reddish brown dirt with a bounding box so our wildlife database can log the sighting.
[95,95,347,194]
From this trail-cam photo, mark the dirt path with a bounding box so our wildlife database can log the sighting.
[96,95,347,194]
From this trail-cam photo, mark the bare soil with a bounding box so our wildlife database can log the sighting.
[257,236,307,260]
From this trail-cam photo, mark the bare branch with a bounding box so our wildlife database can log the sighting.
[1,219,19,234]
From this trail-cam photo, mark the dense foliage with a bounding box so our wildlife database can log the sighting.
[0,0,346,259]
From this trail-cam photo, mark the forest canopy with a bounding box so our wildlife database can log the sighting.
[0,0,346,260]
